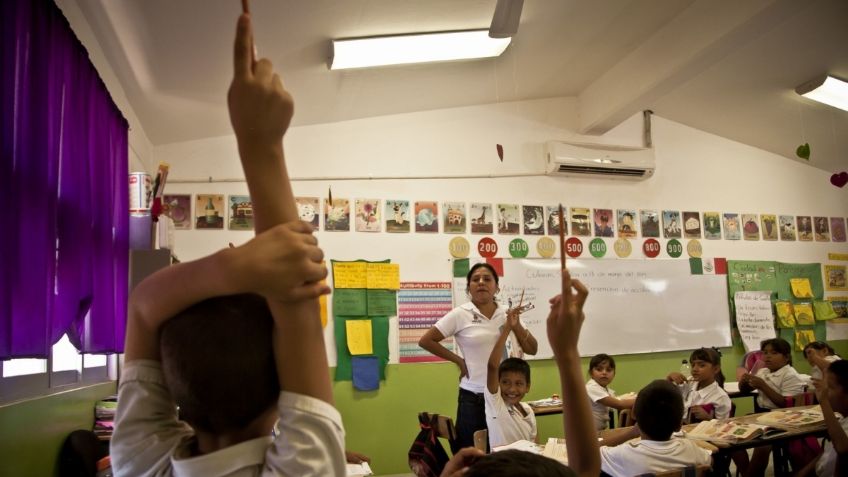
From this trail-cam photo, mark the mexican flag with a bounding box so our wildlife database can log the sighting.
[690,257,727,275]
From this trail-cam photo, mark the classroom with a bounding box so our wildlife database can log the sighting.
[2,1,848,476]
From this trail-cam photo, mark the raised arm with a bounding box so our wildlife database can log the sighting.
[228,13,331,404]
[596,395,636,411]
[487,314,515,394]
[547,270,599,477]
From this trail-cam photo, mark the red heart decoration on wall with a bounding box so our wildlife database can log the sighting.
[831,171,848,188]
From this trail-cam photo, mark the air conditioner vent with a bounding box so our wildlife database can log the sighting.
[545,141,655,181]
[554,164,651,177]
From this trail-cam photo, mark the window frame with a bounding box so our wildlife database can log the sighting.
[0,352,117,404]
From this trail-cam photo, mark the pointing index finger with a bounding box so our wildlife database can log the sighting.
[233,13,254,79]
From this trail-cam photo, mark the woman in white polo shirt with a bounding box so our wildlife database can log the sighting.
[418,262,538,449]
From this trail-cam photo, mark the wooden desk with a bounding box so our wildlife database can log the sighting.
[529,404,562,416]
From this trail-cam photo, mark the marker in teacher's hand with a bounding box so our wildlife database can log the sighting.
[558,204,566,270]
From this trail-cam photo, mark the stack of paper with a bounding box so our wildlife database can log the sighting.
[93,396,118,441]
[541,437,568,464]
[346,462,373,477]
[493,439,543,454]
[527,397,563,407]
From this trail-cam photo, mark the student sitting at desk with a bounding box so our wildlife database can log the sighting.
[666,347,732,422]
[802,360,848,477]
[597,380,712,477]
[804,341,842,382]
[586,353,635,432]
[484,309,537,448]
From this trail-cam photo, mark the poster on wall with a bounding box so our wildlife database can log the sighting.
[683,211,701,238]
[617,209,638,238]
[469,202,493,234]
[497,203,520,234]
[641,209,660,238]
[723,213,741,240]
[414,201,439,233]
[778,215,796,241]
[703,212,721,240]
[398,282,454,363]
[761,214,778,241]
[295,196,320,230]
[228,195,253,230]
[825,265,848,291]
[831,217,846,242]
[324,198,350,231]
[570,207,591,236]
[742,214,759,240]
[814,216,831,242]
[663,210,681,238]
[385,200,410,233]
[162,194,192,230]
[593,209,614,237]
[522,205,545,235]
[798,216,813,241]
[195,194,225,229]
[547,205,566,235]
[443,202,466,234]
[355,198,381,232]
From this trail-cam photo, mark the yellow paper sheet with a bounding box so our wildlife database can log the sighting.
[794,329,816,351]
[366,263,400,290]
[774,301,796,328]
[794,302,815,325]
[333,262,367,289]
[346,319,373,355]
[789,278,813,298]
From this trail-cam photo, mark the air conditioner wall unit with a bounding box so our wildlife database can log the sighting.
[545,141,655,180]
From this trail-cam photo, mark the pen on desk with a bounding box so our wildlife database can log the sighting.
[558,204,566,270]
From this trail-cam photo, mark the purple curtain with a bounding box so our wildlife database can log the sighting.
[1,0,129,359]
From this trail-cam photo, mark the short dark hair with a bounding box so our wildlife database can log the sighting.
[690,347,725,388]
[466,263,499,291]
[159,293,279,434]
[761,338,792,364]
[804,341,836,356]
[499,357,531,384]
[633,380,683,440]
[828,360,848,390]
[466,449,576,477]
[589,353,615,373]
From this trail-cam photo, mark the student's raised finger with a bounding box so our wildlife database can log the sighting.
[233,14,253,79]
[560,268,573,306]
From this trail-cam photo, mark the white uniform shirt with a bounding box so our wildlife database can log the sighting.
[816,414,848,476]
[586,379,616,432]
[435,302,508,393]
[111,360,346,477]
[681,381,732,420]
[484,388,537,448]
[811,355,842,381]
[600,438,712,477]
[754,364,806,409]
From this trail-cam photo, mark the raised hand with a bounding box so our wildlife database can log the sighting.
[231,220,329,301]
[228,13,294,148]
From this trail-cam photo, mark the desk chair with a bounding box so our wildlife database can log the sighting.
[473,429,488,452]
[418,412,460,455]
[784,391,815,408]
[635,464,711,477]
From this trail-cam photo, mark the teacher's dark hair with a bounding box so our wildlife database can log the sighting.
[466,262,499,293]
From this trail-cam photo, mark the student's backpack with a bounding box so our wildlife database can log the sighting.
[408,413,451,477]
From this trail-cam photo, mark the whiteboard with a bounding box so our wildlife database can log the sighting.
[452,259,732,359]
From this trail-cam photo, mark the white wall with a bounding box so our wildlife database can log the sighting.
[155,97,848,363]
[56,0,154,173]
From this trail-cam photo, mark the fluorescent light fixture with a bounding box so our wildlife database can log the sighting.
[796,75,848,112]
[330,30,511,70]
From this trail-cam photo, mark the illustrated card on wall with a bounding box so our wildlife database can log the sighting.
[616,209,638,238]
[547,206,566,235]
[195,194,225,229]
[760,214,778,241]
[828,297,848,319]
[570,207,591,236]
[825,265,847,291]
[662,210,682,238]
[723,213,741,240]
[354,199,381,232]
[228,195,253,230]
[742,214,760,240]
[324,198,350,231]
[703,212,721,240]
[682,211,701,238]
[778,215,796,241]
[640,210,660,238]
[415,201,439,233]
[795,329,816,351]
[497,203,520,234]
[797,216,813,241]
[794,302,815,325]
[593,208,615,237]
[162,194,192,229]
[790,278,814,298]
[469,202,493,234]
[522,205,545,235]
[295,196,320,230]
[385,200,410,233]
[443,202,467,234]
[774,301,796,328]
[814,216,830,242]
[830,217,846,242]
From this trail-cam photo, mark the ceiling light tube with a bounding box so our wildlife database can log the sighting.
[796,75,848,112]
[329,30,511,70]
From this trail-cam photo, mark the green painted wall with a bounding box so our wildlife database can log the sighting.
[336,340,848,476]
[0,382,116,476]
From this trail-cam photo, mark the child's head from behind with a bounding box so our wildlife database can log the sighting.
[465,449,575,477]
[804,341,836,364]
[826,360,848,415]
[633,380,683,441]
[588,353,616,387]
[690,347,724,388]
[498,357,531,406]
[160,293,279,435]
[760,338,792,371]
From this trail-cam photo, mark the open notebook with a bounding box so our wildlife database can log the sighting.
[346,462,373,477]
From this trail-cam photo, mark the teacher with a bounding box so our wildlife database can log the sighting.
[418,263,538,448]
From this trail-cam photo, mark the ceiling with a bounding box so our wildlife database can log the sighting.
[76,0,848,174]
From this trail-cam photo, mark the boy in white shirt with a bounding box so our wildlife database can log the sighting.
[111,11,345,477]
[809,360,848,476]
[484,310,536,448]
[598,380,712,477]
[586,353,635,432]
